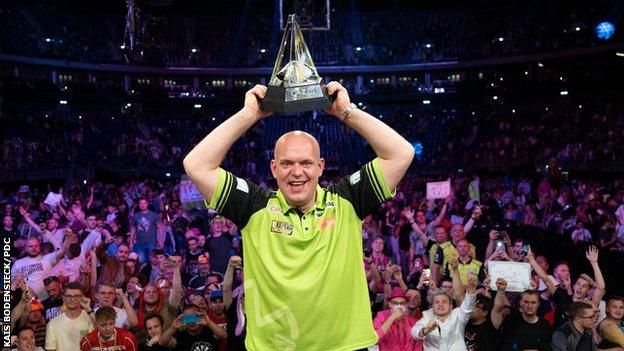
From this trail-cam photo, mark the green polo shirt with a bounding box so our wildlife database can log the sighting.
[208,158,394,351]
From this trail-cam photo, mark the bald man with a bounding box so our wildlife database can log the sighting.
[184,82,414,351]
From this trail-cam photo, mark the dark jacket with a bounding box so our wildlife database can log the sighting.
[551,320,596,351]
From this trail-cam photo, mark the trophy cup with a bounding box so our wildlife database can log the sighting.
[260,14,332,113]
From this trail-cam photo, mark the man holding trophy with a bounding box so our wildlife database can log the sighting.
[183,15,415,351]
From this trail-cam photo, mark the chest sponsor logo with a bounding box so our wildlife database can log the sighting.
[324,200,335,208]
[267,205,283,214]
[271,220,293,235]
[317,216,336,231]
[315,211,324,217]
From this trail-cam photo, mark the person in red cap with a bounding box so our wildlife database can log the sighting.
[20,299,47,348]
[80,306,137,351]
[373,287,423,351]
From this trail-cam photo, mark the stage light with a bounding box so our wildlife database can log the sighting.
[560,90,568,96]
[83,180,87,184]
[596,21,615,40]
[194,104,202,109]
[498,37,504,42]
[492,96,498,100]
[355,46,362,52]
[412,142,423,156]
[260,49,266,53]
[575,26,581,32]
[616,52,624,57]
[524,71,529,75]
[59,100,68,105]
[422,100,431,105]
[120,44,126,49]
[538,62,544,67]
[425,43,432,48]
[78,115,82,119]
[512,109,516,113]
[45,38,52,42]
[191,48,197,53]
[165,173,171,177]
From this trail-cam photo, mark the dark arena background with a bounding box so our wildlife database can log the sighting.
[2,0,624,350]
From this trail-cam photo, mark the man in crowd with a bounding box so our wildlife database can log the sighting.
[412,271,478,349]
[551,301,598,350]
[96,240,132,288]
[464,278,507,351]
[80,306,137,351]
[184,82,414,350]
[159,304,227,350]
[12,327,45,351]
[44,282,94,351]
[373,287,422,350]
[529,245,605,328]
[94,281,138,328]
[499,290,552,351]
[41,276,63,322]
[12,235,71,300]
[130,198,163,264]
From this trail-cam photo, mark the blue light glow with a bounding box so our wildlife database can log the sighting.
[596,22,615,40]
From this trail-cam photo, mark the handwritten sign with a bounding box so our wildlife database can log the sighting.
[488,261,532,292]
[44,192,63,208]
[179,176,206,209]
[426,180,451,200]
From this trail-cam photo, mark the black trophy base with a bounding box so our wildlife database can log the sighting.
[260,83,332,114]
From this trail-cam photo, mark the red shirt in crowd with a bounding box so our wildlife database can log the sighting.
[80,327,137,351]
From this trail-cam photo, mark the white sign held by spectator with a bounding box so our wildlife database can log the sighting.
[44,192,63,208]
[426,180,451,200]
[488,261,532,292]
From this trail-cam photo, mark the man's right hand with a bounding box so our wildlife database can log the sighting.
[228,255,242,268]
[243,85,272,120]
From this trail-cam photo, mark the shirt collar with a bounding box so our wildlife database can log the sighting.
[275,185,326,215]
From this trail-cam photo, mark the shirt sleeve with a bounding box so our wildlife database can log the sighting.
[373,312,389,341]
[550,331,567,351]
[411,314,428,340]
[328,158,396,219]
[206,168,272,229]
[458,291,476,324]
[45,319,57,349]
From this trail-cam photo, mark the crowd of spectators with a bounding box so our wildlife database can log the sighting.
[4,151,624,349]
[1,1,621,68]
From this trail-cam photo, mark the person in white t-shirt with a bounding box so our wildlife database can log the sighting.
[11,236,70,300]
[93,281,138,328]
[44,282,94,351]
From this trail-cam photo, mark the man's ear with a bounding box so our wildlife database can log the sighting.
[318,158,325,176]
[270,159,277,178]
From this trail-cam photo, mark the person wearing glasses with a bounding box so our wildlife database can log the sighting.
[373,287,422,351]
[551,301,598,350]
[44,282,94,351]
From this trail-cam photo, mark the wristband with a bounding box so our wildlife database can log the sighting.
[339,103,357,121]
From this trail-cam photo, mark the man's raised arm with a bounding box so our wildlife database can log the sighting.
[183,85,271,200]
[325,82,414,192]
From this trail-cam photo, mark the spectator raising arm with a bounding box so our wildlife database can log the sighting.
[586,245,606,305]
[527,246,557,295]
[223,255,242,309]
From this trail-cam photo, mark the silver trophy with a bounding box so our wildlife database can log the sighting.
[260,14,331,113]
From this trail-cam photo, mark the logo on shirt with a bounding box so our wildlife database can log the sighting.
[267,205,283,214]
[324,200,335,208]
[270,221,293,235]
[236,177,249,193]
[349,171,361,185]
[317,216,336,231]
